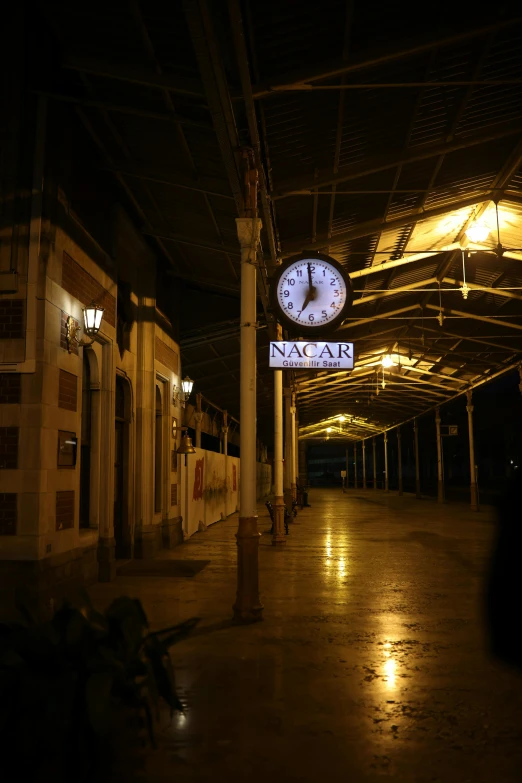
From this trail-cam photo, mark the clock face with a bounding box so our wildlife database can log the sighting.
[272,253,352,335]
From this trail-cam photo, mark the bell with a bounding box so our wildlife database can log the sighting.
[176,433,196,456]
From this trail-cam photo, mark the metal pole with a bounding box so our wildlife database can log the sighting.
[362,440,367,489]
[414,418,421,499]
[346,447,349,489]
[293,399,299,493]
[353,442,357,489]
[290,396,297,502]
[384,432,389,492]
[233,215,263,623]
[373,437,377,489]
[272,367,286,544]
[223,410,229,517]
[466,390,479,511]
[397,426,403,496]
[284,387,293,511]
[435,407,444,503]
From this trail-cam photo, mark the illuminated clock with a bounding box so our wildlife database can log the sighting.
[271,252,353,335]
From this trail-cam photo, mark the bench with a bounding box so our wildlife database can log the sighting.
[265,501,290,535]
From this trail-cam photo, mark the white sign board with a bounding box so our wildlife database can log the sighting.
[269,341,354,370]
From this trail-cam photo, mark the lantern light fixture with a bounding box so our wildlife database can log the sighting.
[173,376,194,407]
[66,303,104,353]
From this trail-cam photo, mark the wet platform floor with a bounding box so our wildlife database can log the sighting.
[90,489,522,782]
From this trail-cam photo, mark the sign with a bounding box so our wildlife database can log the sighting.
[441,425,458,436]
[269,341,354,370]
[341,470,347,478]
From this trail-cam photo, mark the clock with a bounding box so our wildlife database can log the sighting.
[271,252,353,335]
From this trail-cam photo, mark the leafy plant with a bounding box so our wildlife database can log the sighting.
[0,591,199,782]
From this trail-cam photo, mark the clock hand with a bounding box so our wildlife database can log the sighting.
[307,262,313,290]
[301,283,317,314]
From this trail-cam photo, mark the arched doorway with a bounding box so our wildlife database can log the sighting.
[114,375,131,557]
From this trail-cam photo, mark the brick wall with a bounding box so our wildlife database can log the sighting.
[170,483,177,506]
[0,374,21,404]
[0,299,24,339]
[62,252,116,327]
[56,490,75,531]
[58,370,78,412]
[0,493,17,534]
[60,311,79,355]
[155,337,179,373]
[0,427,18,469]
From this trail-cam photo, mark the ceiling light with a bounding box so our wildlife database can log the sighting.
[466,222,490,243]
[338,415,346,422]
[326,427,332,433]
[381,355,394,368]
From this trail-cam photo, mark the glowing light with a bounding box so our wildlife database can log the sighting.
[326,427,332,433]
[338,415,346,422]
[381,354,394,368]
[383,658,397,687]
[466,222,490,243]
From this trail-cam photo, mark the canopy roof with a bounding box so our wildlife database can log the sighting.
[39,0,522,442]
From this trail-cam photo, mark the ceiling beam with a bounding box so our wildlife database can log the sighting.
[251,19,520,98]
[424,304,522,332]
[282,193,497,254]
[272,119,522,199]
[62,55,206,98]
[102,162,234,200]
[143,228,240,256]
[353,278,439,305]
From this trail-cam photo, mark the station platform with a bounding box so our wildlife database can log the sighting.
[90,489,522,782]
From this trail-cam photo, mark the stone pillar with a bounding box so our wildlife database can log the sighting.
[353,442,357,489]
[466,391,479,511]
[373,437,377,489]
[233,215,263,624]
[384,431,389,492]
[134,295,156,560]
[194,392,203,449]
[284,386,293,512]
[362,440,367,489]
[414,418,421,499]
[435,407,444,503]
[272,366,285,545]
[397,426,403,496]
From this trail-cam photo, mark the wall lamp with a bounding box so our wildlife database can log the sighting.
[173,376,194,408]
[66,304,104,353]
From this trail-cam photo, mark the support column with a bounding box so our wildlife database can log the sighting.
[298,439,308,487]
[435,407,444,503]
[466,391,479,511]
[233,214,263,624]
[194,392,203,449]
[345,448,349,489]
[384,432,389,492]
[397,426,403,496]
[414,418,421,499]
[290,394,297,502]
[284,386,293,512]
[294,405,300,490]
[222,410,229,517]
[353,442,357,489]
[362,440,367,489]
[272,356,286,545]
[373,437,377,489]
